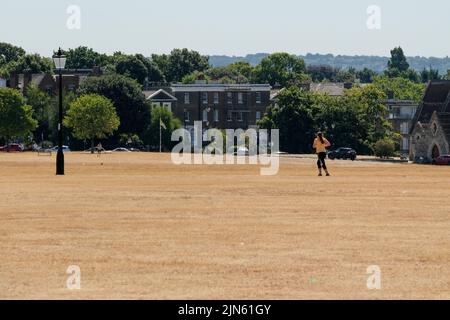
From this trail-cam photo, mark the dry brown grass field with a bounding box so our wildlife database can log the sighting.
[0,152,448,300]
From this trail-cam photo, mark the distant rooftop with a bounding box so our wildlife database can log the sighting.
[171,83,271,92]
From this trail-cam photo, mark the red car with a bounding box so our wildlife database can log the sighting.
[0,143,24,152]
[432,155,450,165]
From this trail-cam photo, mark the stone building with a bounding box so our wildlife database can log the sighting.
[410,80,450,162]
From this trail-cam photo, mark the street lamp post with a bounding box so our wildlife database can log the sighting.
[53,48,66,175]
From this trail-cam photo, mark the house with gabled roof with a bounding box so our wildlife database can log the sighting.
[410,80,450,162]
[144,88,178,113]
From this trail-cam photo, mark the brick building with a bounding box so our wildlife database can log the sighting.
[9,67,102,96]
[146,83,272,131]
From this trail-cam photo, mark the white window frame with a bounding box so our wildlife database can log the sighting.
[256,111,261,120]
[184,110,190,122]
[203,109,208,122]
[256,92,261,104]
[227,111,233,122]
[214,109,219,122]
[184,92,190,104]
[227,92,233,105]
[214,92,219,105]
[238,92,244,104]
[202,92,208,105]
[238,112,243,122]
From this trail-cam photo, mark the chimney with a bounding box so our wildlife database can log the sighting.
[343,82,353,89]
[387,90,395,100]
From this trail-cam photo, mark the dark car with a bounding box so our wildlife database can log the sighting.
[0,143,24,152]
[432,155,450,165]
[328,147,357,161]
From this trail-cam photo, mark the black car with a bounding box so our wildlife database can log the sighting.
[328,148,357,161]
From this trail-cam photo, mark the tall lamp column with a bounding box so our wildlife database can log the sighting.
[53,48,66,175]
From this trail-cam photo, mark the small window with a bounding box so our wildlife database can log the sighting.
[163,102,171,112]
[400,122,409,134]
[256,92,261,104]
[203,109,208,122]
[227,92,233,105]
[238,92,244,104]
[184,110,190,122]
[237,112,243,122]
[256,111,261,120]
[214,92,219,104]
[402,138,409,150]
[227,111,232,122]
[433,123,438,135]
[214,109,219,122]
[202,92,208,104]
[184,93,190,104]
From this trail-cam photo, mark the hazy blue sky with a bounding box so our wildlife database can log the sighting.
[1,0,449,57]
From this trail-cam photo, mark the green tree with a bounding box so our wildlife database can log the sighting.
[420,67,441,83]
[181,71,210,84]
[387,47,409,73]
[8,54,53,74]
[356,68,377,83]
[78,74,151,139]
[65,46,110,69]
[143,106,182,151]
[134,54,165,83]
[253,53,308,87]
[373,138,396,158]
[25,84,53,143]
[0,42,26,67]
[345,85,392,148]
[115,54,149,85]
[258,87,316,153]
[0,88,37,150]
[152,49,210,83]
[206,61,254,83]
[372,76,425,102]
[64,94,120,153]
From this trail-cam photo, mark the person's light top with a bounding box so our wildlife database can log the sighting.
[313,138,331,153]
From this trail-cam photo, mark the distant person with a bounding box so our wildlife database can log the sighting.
[96,143,104,156]
[313,132,331,176]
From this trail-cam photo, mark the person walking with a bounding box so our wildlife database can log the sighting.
[313,132,331,176]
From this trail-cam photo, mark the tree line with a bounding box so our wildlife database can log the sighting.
[0,43,427,155]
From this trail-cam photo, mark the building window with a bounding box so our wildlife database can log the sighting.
[184,110,190,122]
[184,93,190,104]
[214,92,219,104]
[400,122,409,134]
[402,138,409,150]
[227,111,232,122]
[214,109,219,122]
[238,92,244,104]
[163,102,172,112]
[256,111,261,120]
[433,123,438,135]
[202,92,208,105]
[203,109,208,122]
[256,92,261,104]
[227,92,233,105]
[237,112,243,122]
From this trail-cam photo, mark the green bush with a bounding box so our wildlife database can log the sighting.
[373,139,396,158]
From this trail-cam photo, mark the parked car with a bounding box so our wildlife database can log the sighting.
[0,143,24,152]
[432,155,450,165]
[112,148,131,152]
[236,146,250,156]
[50,146,71,153]
[328,148,357,161]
